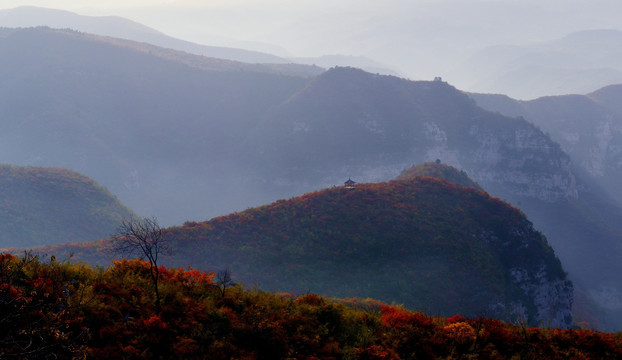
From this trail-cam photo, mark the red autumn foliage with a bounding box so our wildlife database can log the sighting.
[1,253,620,359]
[380,305,434,329]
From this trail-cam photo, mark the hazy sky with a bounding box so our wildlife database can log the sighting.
[1,1,621,80]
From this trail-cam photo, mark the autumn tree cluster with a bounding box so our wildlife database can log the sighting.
[0,252,620,359]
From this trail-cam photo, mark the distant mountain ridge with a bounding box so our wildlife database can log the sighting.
[0,26,322,78]
[290,54,400,76]
[0,6,290,65]
[0,164,135,248]
[0,6,399,76]
[29,169,574,327]
[449,29,622,99]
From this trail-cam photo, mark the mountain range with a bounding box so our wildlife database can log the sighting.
[0,6,398,76]
[1,26,621,329]
[5,6,622,99]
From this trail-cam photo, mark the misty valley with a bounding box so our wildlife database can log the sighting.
[1,7,622,359]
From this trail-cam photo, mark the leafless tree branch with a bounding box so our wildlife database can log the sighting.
[111,216,171,311]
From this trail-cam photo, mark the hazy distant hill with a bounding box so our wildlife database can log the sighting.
[290,54,400,76]
[0,165,134,248]
[0,6,291,65]
[0,6,400,76]
[32,173,573,327]
[449,29,622,99]
[590,84,622,119]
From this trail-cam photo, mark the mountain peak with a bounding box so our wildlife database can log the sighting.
[395,162,483,190]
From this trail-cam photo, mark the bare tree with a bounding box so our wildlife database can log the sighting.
[215,268,235,298]
[112,216,171,310]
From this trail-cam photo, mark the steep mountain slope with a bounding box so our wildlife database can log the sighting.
[31,175,573,327]
[470,90,622,329]
[448,29,622,99]
[470,88,622,207]
[0,165,135,248]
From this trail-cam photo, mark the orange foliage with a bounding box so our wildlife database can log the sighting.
[380,305,433,329]
[444,322,476,344]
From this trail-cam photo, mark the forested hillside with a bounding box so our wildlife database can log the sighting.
[0,165,134,247]
[31,172,573,327]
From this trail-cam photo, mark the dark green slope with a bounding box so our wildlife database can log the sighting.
[41,175,572,327]
[0,164,135,247]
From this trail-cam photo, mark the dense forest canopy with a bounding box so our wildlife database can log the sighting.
[0,252,619,359]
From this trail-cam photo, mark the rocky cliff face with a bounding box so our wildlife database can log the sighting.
[470,221,574,328]
[396,163,574,328]
[509,266,574,328]
[422,116,578,203]
[470,91,622,204]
